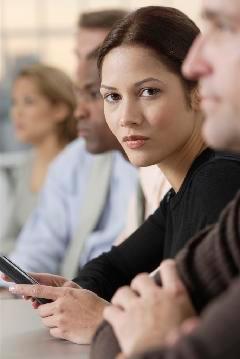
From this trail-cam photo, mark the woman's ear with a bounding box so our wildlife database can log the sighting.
[190,88,201,111]
[53,103,70,124]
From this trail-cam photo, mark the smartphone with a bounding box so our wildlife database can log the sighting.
[150,268,162,286]
[0,255,52,305]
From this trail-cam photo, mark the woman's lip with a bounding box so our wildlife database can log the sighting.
[14,124,25,131]
[123,136,149,150]
[123,135,149,142]
[125,139,147,149]
[77,128,90,138]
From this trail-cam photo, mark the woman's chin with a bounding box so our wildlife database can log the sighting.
[14,134,29,144]
[127,154,158,168]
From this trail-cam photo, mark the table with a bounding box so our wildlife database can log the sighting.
[0,288,13,299]
[0,299,90,359]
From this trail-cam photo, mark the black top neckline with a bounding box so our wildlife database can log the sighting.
[167,148,214,207]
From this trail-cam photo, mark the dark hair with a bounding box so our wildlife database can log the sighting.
[78,9,128,30]
[98,6,200,106]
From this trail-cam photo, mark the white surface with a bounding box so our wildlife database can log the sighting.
[0,299,90,359]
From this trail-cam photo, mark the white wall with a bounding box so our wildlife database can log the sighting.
[79,0,202,26]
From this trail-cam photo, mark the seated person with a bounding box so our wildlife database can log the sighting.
[0,168,12,245]
[8,9,137,276]
[89,1,240,358]
[0,63,77,254]
[6,6,240,348]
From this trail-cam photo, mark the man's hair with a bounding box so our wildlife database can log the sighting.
[87,46,101,61]
[78,9,128,30]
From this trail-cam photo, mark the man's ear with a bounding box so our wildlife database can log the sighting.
[190,88,201,111]
[53,103,70,124]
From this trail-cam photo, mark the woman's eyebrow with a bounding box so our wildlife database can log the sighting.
[100,84,117,90]
[101,78,165,91]
[134,77,165,87]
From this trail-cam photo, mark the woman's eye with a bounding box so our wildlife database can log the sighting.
[24,96,35,105]
[140,88,161,97]
[214,20,235,33]
[103,93,121,104]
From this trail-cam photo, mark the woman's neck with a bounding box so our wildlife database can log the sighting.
[34,134,66,165]
[30,134,67,193]
[158,115,207,192]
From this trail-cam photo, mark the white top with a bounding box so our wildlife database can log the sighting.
[0,151,38,254]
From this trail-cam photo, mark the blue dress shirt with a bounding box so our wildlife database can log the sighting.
[10,139,138,275]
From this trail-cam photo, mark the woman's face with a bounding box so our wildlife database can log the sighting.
[11,76,61,144]
[100,46,198,167]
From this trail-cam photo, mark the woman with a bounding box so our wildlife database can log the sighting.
[75,5,240,297]
[5,6,240,347]
[1,63,76,253]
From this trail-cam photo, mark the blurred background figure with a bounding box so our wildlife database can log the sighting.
[6,9,137,279]
[0,63,76,254]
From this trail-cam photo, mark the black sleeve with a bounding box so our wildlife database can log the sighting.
[188,158,240,231]
[73,196,168,301]
[129,278,240,359]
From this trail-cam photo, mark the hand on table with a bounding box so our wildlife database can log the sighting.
[104,260,196,356]
[5,273,108,344]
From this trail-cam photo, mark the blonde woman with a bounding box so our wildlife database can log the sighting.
[1,64,76,253]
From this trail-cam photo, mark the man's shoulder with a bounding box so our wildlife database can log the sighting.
[110,151,138,178]
[110,151,138,190]
[44,139,95,192]
[51,139,90,170]
[192,151,240,184]
[186,151,240,207]
[46,143,137,192]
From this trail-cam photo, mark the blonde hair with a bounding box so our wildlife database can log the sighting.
[15,63,77,143]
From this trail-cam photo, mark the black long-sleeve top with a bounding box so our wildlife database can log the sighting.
[74,149,240,301]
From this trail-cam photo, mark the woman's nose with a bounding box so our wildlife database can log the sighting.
[119,101,143,127]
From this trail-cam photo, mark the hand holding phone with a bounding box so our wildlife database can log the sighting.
[0,255,52,305]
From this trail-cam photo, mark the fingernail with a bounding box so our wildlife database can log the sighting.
[9,286,16,293]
